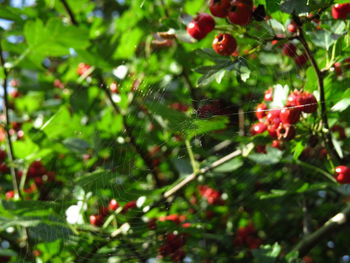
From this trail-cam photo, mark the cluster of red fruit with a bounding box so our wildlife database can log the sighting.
[187,0,264,56]
[148,214,191,230]
[281,42,308,67]
[9,122,24,140]
[76,63,91,76]
[198,185,225,205]
[233,223,262,249]
[332,3,350,19]
[89,199,136,226]
[159,233,186,262]
[5,160,56,199]
[334,165,350,184]
[252,88,318,152]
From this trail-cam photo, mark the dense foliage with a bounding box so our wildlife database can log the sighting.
[0,0,350,262]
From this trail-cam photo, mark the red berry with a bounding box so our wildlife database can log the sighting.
[271,140,283,150]
[331,125,347,140]
[337,173,350,184]
[282,43,297,57]
[227,1,253,26]
[108,199,119,211]
[89,214,104,226]
[209,0,231,18]
[122,200,137,213]
[187,13,215,40]
[332,3,350,20]
[5,190,14,199]
[286,90,301,107]
[277,123,296,141]
[344,57,350,69]
[267,124,278,138]
[295,53,308,67]
[255,103,267,120]
[296,92,317,113]
[54,79,65,89]
[255,145,267,154]
[333,62,343,76]
[110,82,119,93]
[267,109,281,125]
[287,22,297,33]
[77,63,91,76]
[0,163,9,174]
[212,33,237,56]
[250,122,267,135]
[335,165,350,175]
[264,88,273,101]
[271,40,279,46]
[280,107,301,124]
[99,206,109,217]
[10,90,21,98]
[0,150,6,162]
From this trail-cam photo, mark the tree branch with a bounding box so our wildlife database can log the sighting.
[60,0,78,26]
[295,20,341,162]
[292,204,350,257]
[99,81,163,188]
[163,148,242,199]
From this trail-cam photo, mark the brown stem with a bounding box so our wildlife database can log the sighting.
[0,42,21,199]
[99,81,163,188]
[60,0,78,26]
[292,204,350,257]
[296,22,341,162]
[163,148,242,198]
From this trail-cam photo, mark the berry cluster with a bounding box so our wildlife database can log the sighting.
[198,185,224,205]
[233,223,262,249]
[187,1,266,57]
[335,165,350,184]
[89,199,137,226]
[159,233,186,262]
[76,63,91,76]
[281,43,308,67]
[251,88,318,151]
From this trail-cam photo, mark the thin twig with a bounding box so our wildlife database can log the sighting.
[163,148,242,198]
[60,0,78,26]
[99,81,163,187]
[0,41,21,199]
[295,20,341,162]
[291,204,350,257]
[61,4,163,187]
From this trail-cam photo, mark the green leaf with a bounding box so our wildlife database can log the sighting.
[293,141,304,160]
[195,57,250,87]
[0,6,23,22]
[145,102,192,132]
[63,138,91,154]
[186,117,229,139]
[331,98,350,112]
[213,158,243,172]
[248,147,283,165]
[280,0,309,14]
[74,170,118,191]
[252,243,282,263]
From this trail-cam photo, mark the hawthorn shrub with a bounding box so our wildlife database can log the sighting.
[0,0,350,262]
